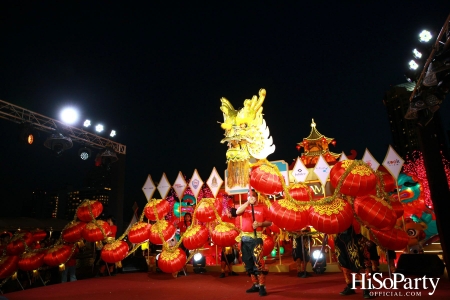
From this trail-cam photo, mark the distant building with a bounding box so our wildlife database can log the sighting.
[65,187,111,220]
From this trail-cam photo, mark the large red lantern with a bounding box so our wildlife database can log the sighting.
[353,195,397,230]
[289,183,312,201]
[330,160,377,197]
[269,199,309,232]
[390,198,404,219]
[76,200,103,222]
[308,197,354,234]
[44,245,72,267]
[101,240,129,263]
[144,199,170,221]
[18,251,45,272]
[82,220,112,242]
[149,220,176,244]
[262,234,275,256]
[377,166,396,193]
[195,198,222,223]
[370,227,409,250]
[211,223,239,247]
[31,229,47,242]
[62,221,87,243]
[128,222,151,244]
[6,232,33,256]
[250,164,284,195]
[0,255,19,279]
[157,248,187,273]
[181,224,209,250]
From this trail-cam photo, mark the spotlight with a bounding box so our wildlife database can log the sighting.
[310,246,327,274]
[19,123,37,145]
[83,120,91,127]
[44,132,73,156]
[418,30,432,43]
[60,107,79,125]
[78,147,91,160]
[110,130,116,137]
[101,146,118,170]
[95,124,104,133]
[192,253,206,273]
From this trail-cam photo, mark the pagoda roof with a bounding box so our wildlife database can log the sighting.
[301,150,341,159]
[303,119,334,142]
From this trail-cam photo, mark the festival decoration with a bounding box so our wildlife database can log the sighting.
[18,251,45,272]
[173,194,196,218]
[376,166,396,193]
[0,255,19,279]
[6,232,33,256]
[31,229,47,242]
[269,199,309,232]
[330,160,377,197]
[144,199,171,221]
[370,227,409,250]
[128,222,151,244]
[76,200,103,222]
[250,163,283,195]
[289,183,312,201]
[101,240,129,263]
[308,197,353,234]
[82,220,112,242]
[148,220,176,245]
[157,248,187,273]
[353,194,397,230]
[262,234,275,256]
[43,244,72,267]
[142,174,156,201]
[181,224,209,250]
[210,223,239,247]
[194,198,222,223]
[62,221,87,243]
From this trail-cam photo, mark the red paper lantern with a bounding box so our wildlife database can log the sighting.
[376,166,396,193]
[289,183,312,201]
[195,198,222,223]
[181,224,209,250]
[157,248,187,273]
[18,251,45,271]
[250,164,284,195]
[268,199,309,231]
[6,232,33,256]
[101,240,129,263]
[211,223,239,247]
[149,220,176,244]
[31,229,47,242]
[390,198,404,219]
[268,222,280,234]
[370,227,409,250]
[262,234,275,256]
[128,222,151,244]
[144,199,170,221]
[62,221,87,243]
[82,220,112,242]
[76,200,103,222]
[330,160,377,197]
[0,255,19,279]
[308,198,354,234]
[353,195,397,230]
[44,245,72,267]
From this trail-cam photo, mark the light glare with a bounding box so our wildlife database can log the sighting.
[419,30,432,42]
[193,253,203,261]
[413,49,422,59]
[110,130,116,137]
[60,107,79,125]
[84,120,91,127]
[409,60,419,70]
[95,124,104,132]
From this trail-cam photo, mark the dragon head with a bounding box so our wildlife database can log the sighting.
[220,89,275,187]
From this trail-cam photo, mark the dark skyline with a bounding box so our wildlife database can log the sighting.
[1,1,450,218]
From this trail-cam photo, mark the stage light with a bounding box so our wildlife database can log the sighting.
[44,132,73,157]
[409,60,419,70]
[95,124,104,133]
[101,146,118,170]
[110,130,116,137]
[310,246,326,274]
[19,123,37,145]
[413,48,422,59]
[192,253,206,273]
[419,30,432,43]
[83,120,91,127]
[60,107,79,125]
[78,147,91,160]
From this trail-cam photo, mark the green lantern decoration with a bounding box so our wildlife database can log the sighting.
[270,248,277,257]
[279,246,285,255]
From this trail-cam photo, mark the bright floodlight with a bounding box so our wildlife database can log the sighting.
[409,60,419,70]
[60,107,79,125]
[413,48,422,59]
[419,30,432,42]
[110,130,116,137]
[84,119,91,127]
[193,253,203,261]
[312,250,323,260]
[95,124,104,132]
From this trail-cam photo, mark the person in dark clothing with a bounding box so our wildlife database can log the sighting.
[292,227,312,278]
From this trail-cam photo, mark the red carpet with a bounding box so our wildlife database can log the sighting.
[4,271,450,300]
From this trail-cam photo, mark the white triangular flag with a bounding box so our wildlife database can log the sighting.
[339,152,348,161]
[362,148,380,171]
[157,173,171,199]
[382,145,404,180]
[292,157,309,183]
[142,174,156,201]
[173,172,188,200]
[207,167,223,198]
[313,155,331,187]
[189,169,204,199]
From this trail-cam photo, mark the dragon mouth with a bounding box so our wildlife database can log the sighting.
[222,139,251,162]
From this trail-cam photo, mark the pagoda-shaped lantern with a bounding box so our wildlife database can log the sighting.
[296,119,340,167]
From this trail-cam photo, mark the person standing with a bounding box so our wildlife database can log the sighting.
[235,190,272,297]
[293,227,312,278]
[61,243,79,283]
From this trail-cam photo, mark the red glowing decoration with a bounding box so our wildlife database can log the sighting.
[250,164,284,195]
[262,234,275,256]
[210,223,240,247]
[289,183,312,201]
[148,219,176,244]
[18,251,45,272]
[62,221,87,243]
[370,227,409,250]
[6,232,33,256]
[296,144,301,151]
[82,220,112,242]
[157,248,187,274]
[330,160,377,197]
[44,244,72,267]
[101,240,129,263]
[0,255,19,279]
[331,140,337,146]
[76,200,103,222]
[128,222,151,244]
[182,224,209,250]
[144,199,170,221]
[195,198,222,223]
[31,229,47,242]
[308,198,354,234]
[353,195,397,230]
[269,199,309,232]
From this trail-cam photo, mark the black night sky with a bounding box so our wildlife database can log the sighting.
[1,1,450,220]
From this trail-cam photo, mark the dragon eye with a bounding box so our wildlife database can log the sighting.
[407,229,417,237]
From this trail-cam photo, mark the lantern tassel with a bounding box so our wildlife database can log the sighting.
[59,263,65,271]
